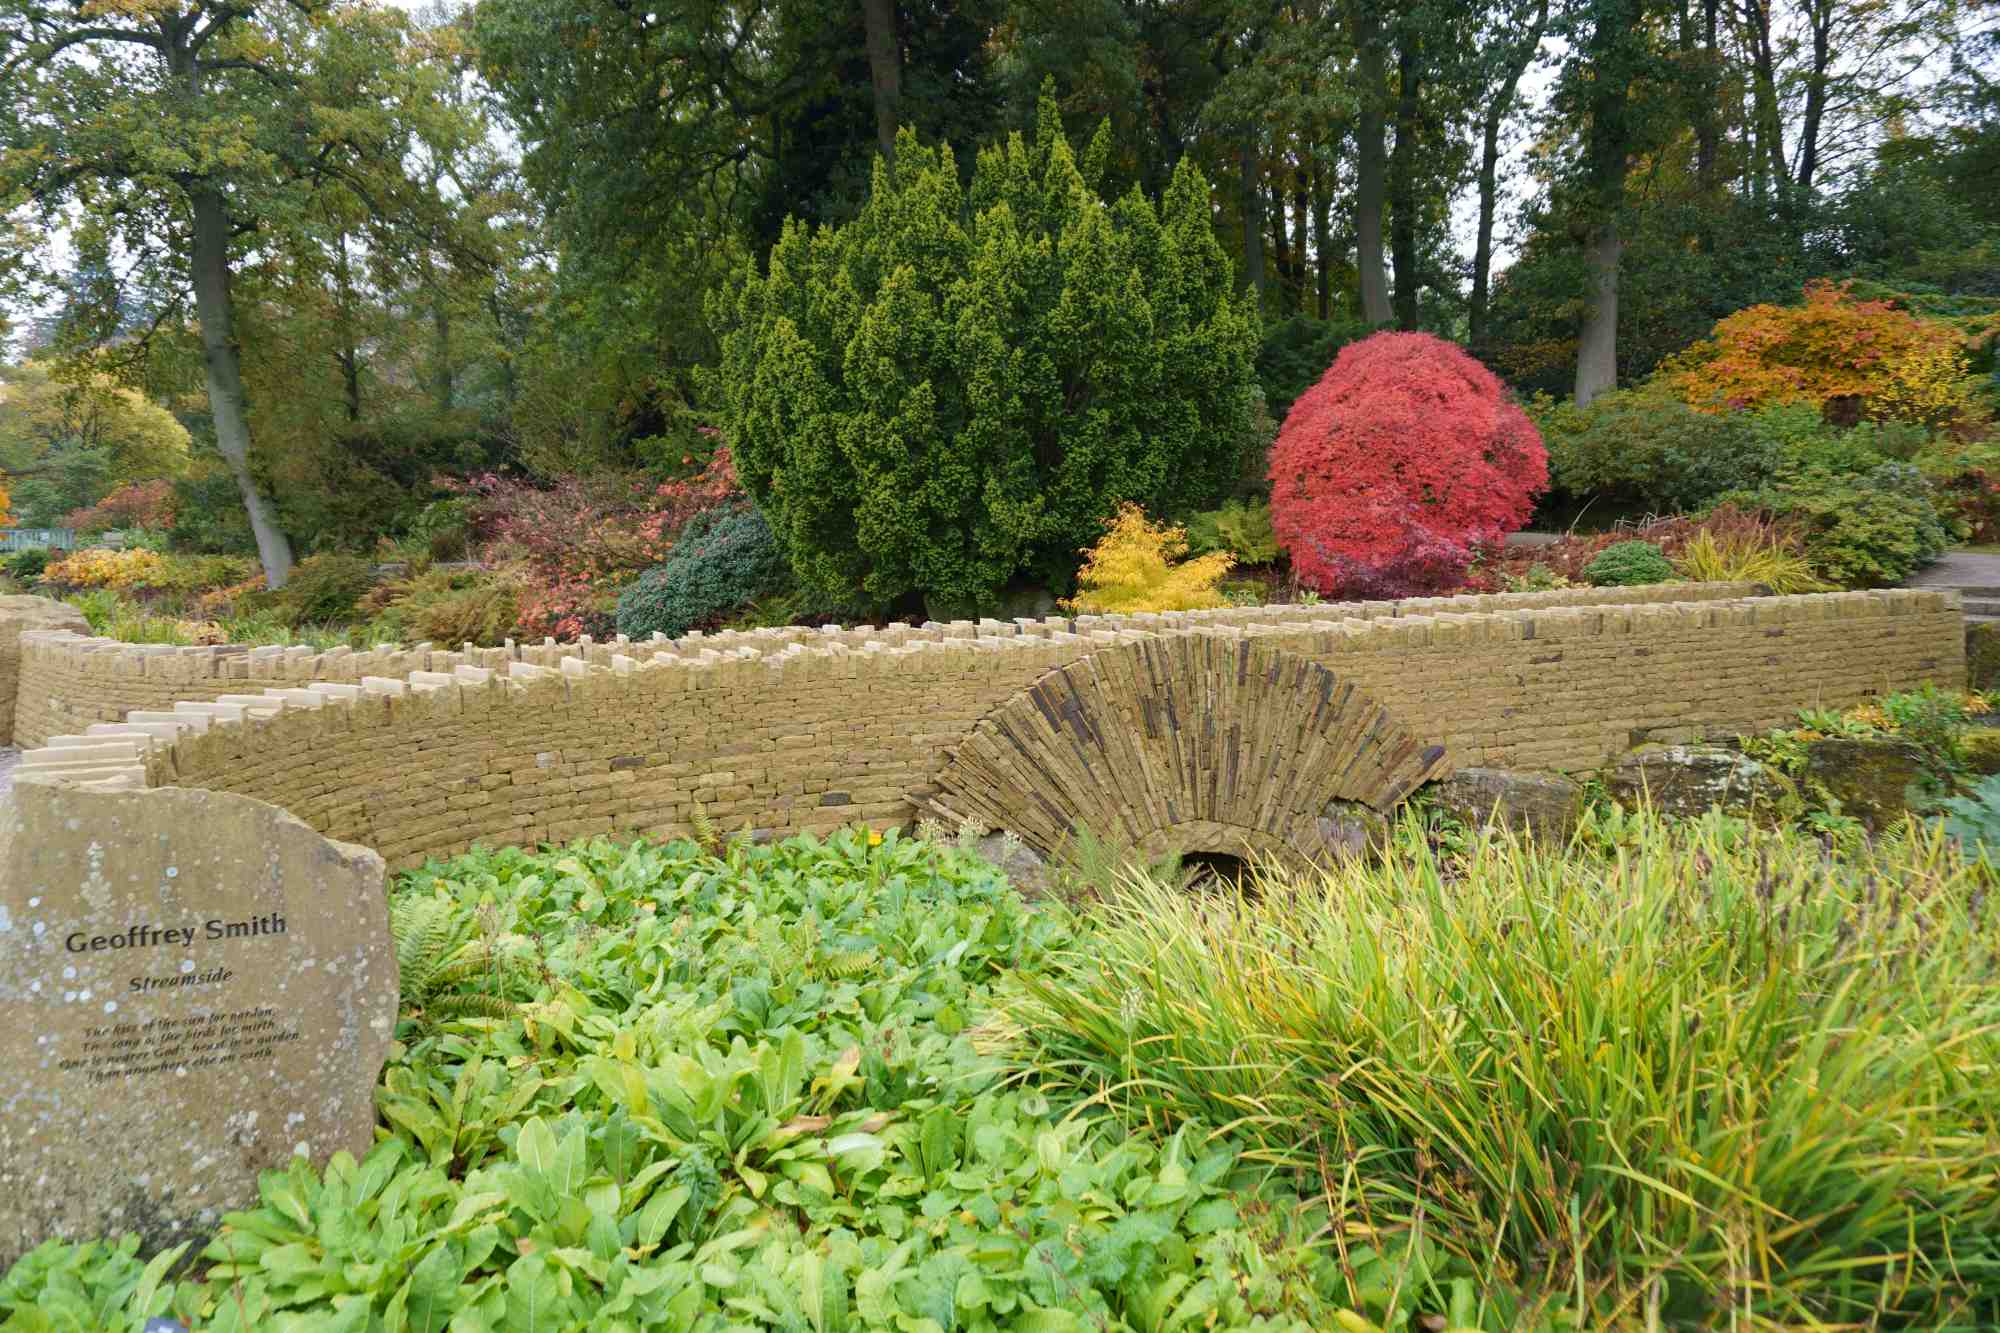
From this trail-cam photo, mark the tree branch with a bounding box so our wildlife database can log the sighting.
[2,24,163,80]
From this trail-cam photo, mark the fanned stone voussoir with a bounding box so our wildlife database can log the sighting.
[917,638,1449,869]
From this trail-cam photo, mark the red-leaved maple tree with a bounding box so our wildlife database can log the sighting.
[1268,332,1547,597]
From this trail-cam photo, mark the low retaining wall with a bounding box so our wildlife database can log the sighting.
[7,582,1763,750]
[6,585,1963,871]
[0,595,89,746]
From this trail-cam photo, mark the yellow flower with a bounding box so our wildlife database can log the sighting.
[868,830,884,847]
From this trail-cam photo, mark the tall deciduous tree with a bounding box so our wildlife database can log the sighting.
[1469,0,1548,347]
[1,0,448,585]
[1550,0,1678,403]
[1352,0,1395,325]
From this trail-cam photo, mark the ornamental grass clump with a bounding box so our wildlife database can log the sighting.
[1004,811,2000,1326]
[1671,525,1829,593]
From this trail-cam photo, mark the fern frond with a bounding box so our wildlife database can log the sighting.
[819,948,877,979]
[390,894,469,1000]
[424,994,520,1023]
[690,801,719,855]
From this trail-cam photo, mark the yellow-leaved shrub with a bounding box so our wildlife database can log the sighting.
[1064,503,1234,614]
[40,547,168,590]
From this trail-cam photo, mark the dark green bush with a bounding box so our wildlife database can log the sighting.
[712,97,1259,618]
[1256,315,1370,421]
[167,467,258,556]
[278,553,375,626]
[4,548,53,581]
[616,506,789,640]
[406,497,473,562]
[1531,386,1784,513]
[1747,402,1929,479]
[1584,540,1676,587]
[1724,462,1949,588]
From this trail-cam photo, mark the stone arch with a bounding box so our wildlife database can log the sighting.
[915,633,1451,871]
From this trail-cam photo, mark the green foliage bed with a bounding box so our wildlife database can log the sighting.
[9,812,2000,1330]
[1,833,1366,1332]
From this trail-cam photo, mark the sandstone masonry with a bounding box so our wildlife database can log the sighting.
[1,583,1963,871]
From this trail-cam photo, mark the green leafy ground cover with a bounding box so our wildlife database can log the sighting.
[2,832,1401,1332]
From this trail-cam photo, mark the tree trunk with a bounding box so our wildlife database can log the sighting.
[332,237,361,423]
[433,298,454,415]
[1292,163,1311,317]
[1574,218,1621,405]
[1312,161,1332,320]
[1470,111,1504,348]
[1796,0,1832,193]
[1269,163,1293,315]
[1471,0,1545,347]
[1354,9,1392,326]
[190,187,295,587]
[1390,35,1422,329]
[1696,0,1720,195]
[860,0,901,161]
[1240,142,1267,307]
[1741,0,1789,196]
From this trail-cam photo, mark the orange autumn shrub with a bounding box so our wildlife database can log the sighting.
[1664,280,1976,430]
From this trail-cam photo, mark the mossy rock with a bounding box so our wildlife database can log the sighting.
[1962,729,2000,777]
[1802,736,1929,830]
[1968,622,2000,692]
[1431,767,1585,840]
[1606,744,1786,817]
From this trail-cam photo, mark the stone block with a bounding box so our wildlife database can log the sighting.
[0,779,395,1266]
[1606,745,1786,817]
[1431,767,1585,840]
[1803,736,1929,830]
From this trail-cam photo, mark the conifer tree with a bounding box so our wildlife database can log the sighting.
[712,98,1260,618]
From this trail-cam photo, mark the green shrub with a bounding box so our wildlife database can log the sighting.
[1008,811,2000,1324]
[145,553,260,596]
[404,497,473,562]
[1500,561,1569,592]
[358,566,520,646]
[712,97,1259,617]
[1746,401,1930,480]
[408,579,518,645]
[1583,539,1674,586]
[276,553,375,626]
[166,466,258,555]
[1725,463,1949,587]
[1529,384,1784,513]
[3,547,52,581]
[616,505,788,640]
[1958,731,2000,777]
[1184,497,1279,565]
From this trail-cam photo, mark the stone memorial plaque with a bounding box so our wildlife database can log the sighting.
[0,778,397,1266]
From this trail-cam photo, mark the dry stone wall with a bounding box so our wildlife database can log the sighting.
[7,582,1762,750]
[0,595,89,746]
[5,583,1963,872]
